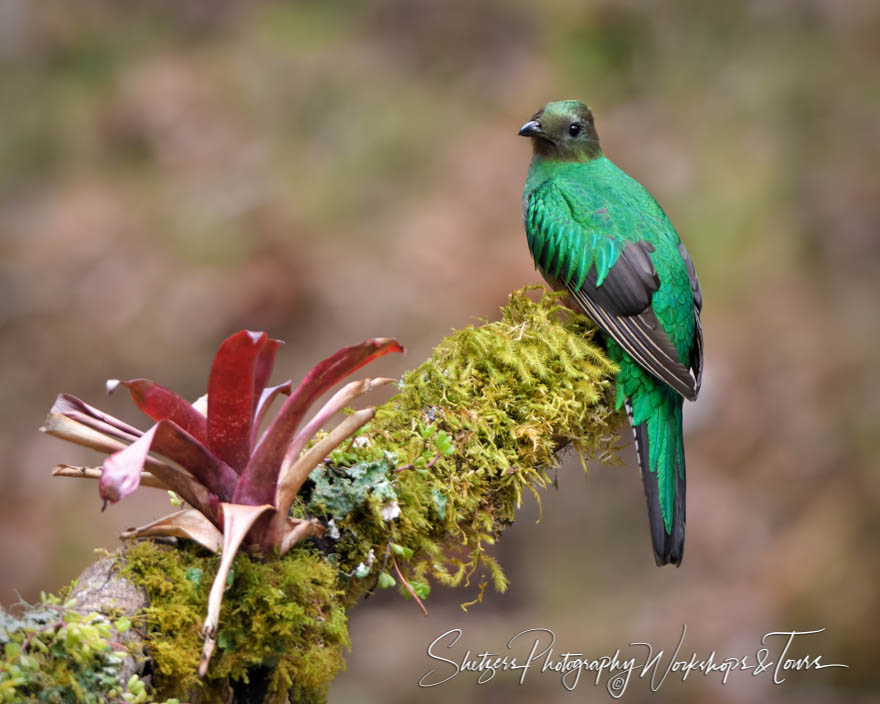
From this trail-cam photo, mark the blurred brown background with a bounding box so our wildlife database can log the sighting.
[1,1,878,701]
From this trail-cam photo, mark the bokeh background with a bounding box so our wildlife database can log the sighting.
[1,1,878,702]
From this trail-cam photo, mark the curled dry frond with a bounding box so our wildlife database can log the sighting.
[121,509,223,554]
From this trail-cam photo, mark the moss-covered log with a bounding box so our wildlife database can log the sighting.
[0,288,620,703]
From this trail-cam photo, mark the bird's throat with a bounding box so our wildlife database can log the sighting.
[531,139,602,163]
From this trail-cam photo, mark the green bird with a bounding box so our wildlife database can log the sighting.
[519,100,703,566]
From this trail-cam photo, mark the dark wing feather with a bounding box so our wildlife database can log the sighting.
[567,238,698,400]
[569,285,698,400]
[678,243,704,398]
[586,240,658,315]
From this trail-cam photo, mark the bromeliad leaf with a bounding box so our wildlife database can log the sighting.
[199,502,274,677]
[120,509,223,553]
[44,411,222,520]
[252,338,283,417]
[99,425,158,504]
[52,464,169,490]
[279,517,324,555]
[253,380,292,445]
[50,394,142,445]
[108,379,207,442]
[207,331,275,472]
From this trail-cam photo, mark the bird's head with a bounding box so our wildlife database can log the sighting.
[518,100,601,162]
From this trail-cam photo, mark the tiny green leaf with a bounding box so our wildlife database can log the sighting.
[434,430,454,455]
[96,621,112,638]
[432,489,448,520]
[377,572,396,589]
[390,543,414,559]
[217,629,235,652]
[185,567,203,588]
[403,581,431,599]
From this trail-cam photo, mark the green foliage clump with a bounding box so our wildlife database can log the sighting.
[0,593,155,704]
[313,287,619,605]
[119,540,348,703]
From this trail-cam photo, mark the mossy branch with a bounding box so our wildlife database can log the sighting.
[0,288,621,703]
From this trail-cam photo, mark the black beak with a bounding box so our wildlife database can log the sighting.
[518,120,545,138]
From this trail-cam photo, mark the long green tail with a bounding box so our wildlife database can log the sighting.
[625,383,686,566]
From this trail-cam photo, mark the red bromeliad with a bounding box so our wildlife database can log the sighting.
[42,330,403,675]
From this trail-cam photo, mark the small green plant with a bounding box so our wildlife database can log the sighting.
[0,592,159,703]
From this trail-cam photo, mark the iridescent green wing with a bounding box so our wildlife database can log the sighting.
[525,179,699,400]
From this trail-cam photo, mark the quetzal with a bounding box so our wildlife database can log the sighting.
[519,100,703,566]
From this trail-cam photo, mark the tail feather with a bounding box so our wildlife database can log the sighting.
[628,396,686,566]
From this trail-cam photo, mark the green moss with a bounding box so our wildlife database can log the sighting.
[119,541,348,703]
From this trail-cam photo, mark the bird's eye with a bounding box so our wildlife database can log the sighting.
[569,123,581,137]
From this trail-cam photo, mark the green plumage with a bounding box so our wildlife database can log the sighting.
[519,101,703,566]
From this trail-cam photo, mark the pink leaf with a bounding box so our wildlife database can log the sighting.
[233,338,404,507]
[207,331,270,472]
[99,425,158,503]
[113,379,207,442]
[99,420,239,505]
